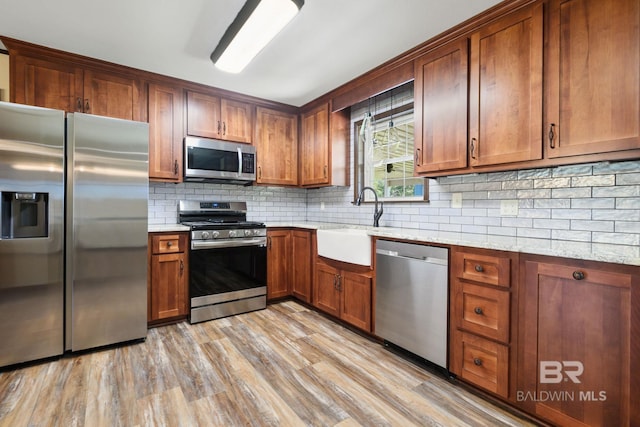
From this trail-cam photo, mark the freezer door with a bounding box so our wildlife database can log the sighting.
[0,102,65,367]
[66,113,149,352]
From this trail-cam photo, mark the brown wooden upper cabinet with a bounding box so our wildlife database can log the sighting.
[11,54,143,121]
[414,38,470,174]
[300,103,330,186]
[186,90,253,144]
[545,0,640,158]
[300,103,350,188]
[255,107,298,186]
[148,82,183,182]
[469,3,543,167]
[414,3,543,175]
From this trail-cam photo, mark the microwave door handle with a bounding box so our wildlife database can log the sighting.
[237,147,243,175]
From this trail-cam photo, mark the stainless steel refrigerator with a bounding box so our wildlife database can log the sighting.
[0,101,148,367]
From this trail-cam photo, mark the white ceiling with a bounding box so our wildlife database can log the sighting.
[0,0,502,107]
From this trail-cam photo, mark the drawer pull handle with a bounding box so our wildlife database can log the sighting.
[474,264,484,273]
[166,241,173,247]
[474,307,484,315]
[473,358,483,367]
[572,271,585,280]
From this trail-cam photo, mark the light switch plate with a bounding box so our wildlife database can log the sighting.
[500,199,519,216]
[452,193,463,209]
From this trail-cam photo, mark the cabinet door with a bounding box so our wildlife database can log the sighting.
[220,98,253,143]
[314,262,340,318]
[150,252,187,321]
[186,91,222,139]
[519,259,638,426]
[414,38,469,173]
[83,69,142,121]
[340,270,372,332]
[546,0,640,158]
[267,230,291,299]
[12,55,83,112]
[291,230,312,303]
[148,82,183,181]
[255,107,298,185]
[300,104,330,186]
[469,3,543,166]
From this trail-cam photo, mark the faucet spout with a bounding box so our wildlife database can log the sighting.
[356,186,383,227]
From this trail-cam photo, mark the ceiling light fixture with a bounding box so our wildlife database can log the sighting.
[211,0,304,74]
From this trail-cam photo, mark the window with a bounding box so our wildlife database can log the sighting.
[354,82,427,202]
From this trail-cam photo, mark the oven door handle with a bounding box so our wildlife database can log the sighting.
[191,238,267,250]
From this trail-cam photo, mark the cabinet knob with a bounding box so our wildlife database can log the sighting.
[572,271,585,280]
[474,307,484,315]
[474,264,484,273]
[473,358,483,367]
[166,241,173,247]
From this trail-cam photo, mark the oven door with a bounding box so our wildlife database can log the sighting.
[189,241,267,321]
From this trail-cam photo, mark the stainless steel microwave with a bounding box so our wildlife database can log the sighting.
[184,136,256,185]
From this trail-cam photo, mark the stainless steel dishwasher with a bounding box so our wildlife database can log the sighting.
[375,239,449,369]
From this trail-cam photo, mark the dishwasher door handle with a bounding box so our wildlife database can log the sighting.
[376,249,448,266]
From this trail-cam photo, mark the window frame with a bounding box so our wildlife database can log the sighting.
[353,103,429,204]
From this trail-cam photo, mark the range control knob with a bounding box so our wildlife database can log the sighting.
[201,231,210,239]
[254,229,262,236]
[228,230,237,238]
[212,231,220,239]
[244,229,252,237]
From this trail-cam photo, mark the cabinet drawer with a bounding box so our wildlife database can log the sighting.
[458,282,510,343]
[151,234,183,254]
[459,332,509,397]
[455,251,510,288]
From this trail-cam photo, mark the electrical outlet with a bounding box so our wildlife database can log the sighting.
[451,193,462,209]
[320,202,325,211]
[500,200,519,216]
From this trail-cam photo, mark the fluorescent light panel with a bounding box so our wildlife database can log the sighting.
[211,0,304,74]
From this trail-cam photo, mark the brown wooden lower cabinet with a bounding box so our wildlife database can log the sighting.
[266,229,292,300]
[449,246,516,400]
[516,255,640,427]
[313,257,373,332]
[148,232,189,325]
[291,230,313,303]
[267,228,314,302]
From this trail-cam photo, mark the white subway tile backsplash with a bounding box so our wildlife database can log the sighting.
[572,175,615,187]
[149,160,640,261]
[534,177,571,188]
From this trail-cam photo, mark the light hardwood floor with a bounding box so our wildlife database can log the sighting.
[0,301,534,426]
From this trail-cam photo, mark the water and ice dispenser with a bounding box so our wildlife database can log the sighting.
[1,191,49,239]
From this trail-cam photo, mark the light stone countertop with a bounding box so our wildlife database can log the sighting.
[266,222,640,267]
[148,224,191,233]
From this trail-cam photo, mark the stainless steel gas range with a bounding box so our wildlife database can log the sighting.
[178,200,267,323]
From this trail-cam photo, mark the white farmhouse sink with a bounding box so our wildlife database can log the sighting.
[316,228,372,266]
